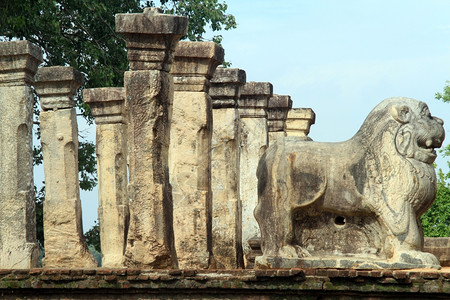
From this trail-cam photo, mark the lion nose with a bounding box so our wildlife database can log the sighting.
[434,117,444,125]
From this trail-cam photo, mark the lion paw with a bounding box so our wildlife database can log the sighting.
[278,245,310,259]
[278,245,299,259]
[398,250,440,266]
[294,245,311,258]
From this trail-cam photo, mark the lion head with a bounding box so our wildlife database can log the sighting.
[392,100,445,164]
[356,97,445,164]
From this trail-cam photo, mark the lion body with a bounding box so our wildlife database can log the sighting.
[255,97,445,268]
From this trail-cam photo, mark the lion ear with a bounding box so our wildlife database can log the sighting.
[391,105,411,123]
[396,128,411,156]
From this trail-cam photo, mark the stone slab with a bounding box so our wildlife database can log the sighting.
[172,41,224,92]
[83,87,126,124]
[34,66,84,110]
[255,256,441,270]
[238,82,272,118]
[285,108,316,137]
[115,8,188,71]
[0,40,42,86]
[210,68,246,108]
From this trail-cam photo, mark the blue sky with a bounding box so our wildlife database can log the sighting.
[217,0,449,157]
[72,0,450,230]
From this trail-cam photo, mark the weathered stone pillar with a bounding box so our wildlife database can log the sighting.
[83,88,128,268]
[0,40,42,268]
[267,95,292,145]
[115,8,188,268]
[169,41,224,269]
[238,82,273,266]
[209,67,246,269]
[285,108,316,138]
[34,66,97,268]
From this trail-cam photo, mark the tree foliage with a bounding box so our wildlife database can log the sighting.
[84,221,101,253]
[420,82,450,237]
[421,170,450,237]
[153,0,237,44]
[435,80,450,104]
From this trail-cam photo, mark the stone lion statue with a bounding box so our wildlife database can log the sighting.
[255,97,445,269]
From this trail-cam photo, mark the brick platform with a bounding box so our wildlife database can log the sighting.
[0,268,448,299]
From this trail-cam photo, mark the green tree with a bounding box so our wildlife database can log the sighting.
[435,80,450,180]
[421,170,450,237]
[420,82,450,237]
[154,0,236,44]
[435,80,450,104]
[84,221,101,253]
[0,0,236,248]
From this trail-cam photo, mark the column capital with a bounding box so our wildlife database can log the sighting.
[172,41,224,92]
[34,66,84,110]
[238,82,273,118]
[285,108,316,137]
[267,94,292,132]
[115,7,188,71]
[83,87,125,124]
[210,67,246,108]
[0,40,43,86]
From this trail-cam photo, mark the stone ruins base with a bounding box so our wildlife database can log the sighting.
[255,256,441,270]
[0,268,448,299]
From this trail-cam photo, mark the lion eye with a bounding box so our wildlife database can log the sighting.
[420,106,431,118]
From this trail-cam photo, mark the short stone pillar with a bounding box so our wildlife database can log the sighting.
[34,66,97,268]
[0,40,42,268]
[83,88,128,268]
[285,108,316,138]
[169,41,224,269]
[267,95,292,145]
[116,7,188,268]
[238,81,273,266]
[424,237,450,267]
[209,67,246,269]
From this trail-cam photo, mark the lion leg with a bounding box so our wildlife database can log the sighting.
[382,204,439,266]
[255,193,298,259]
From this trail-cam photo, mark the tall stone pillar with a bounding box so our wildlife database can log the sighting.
[83,88,128,268]
[169,41,224,269]
[34,66,97,268]
[116,8,188,268]
[285,108,316,138]
[238,82,273,266]
[209,67,246,269]
[0,40,41,268]
[267,95,292,145]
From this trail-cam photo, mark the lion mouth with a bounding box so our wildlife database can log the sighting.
[416,138,441,163]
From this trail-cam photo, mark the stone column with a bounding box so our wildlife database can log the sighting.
[209,67,246,269]
[238,82,273,266]
[169,41,224,269]
[267,95,292,145]
[0,40,42,268]
[116,7,188,268]
[285,108,316,138]
[34,66,97,268]
[83,87,128,268]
